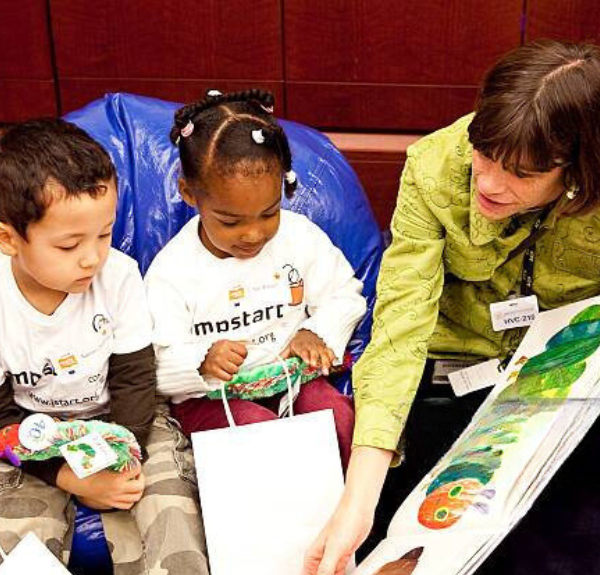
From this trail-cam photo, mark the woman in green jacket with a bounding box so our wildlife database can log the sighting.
[305,40,600,575]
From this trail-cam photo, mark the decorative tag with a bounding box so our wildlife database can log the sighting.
[52,352,83,381]
[18,413,57,452]
[60,432,117,479]
[0,532,72,574]
[490,295,539,332]
[449,359,502,397]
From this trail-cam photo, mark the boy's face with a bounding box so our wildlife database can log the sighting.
[0,179,117,304]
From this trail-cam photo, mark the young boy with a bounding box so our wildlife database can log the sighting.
[0,119,208,574]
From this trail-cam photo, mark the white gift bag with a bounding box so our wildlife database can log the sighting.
[192,362,351,575]
[0,532,72,574]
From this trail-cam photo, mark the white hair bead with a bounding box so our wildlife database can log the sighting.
[252,129,265,144]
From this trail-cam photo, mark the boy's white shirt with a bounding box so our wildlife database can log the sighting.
[146,210,367,403]
[0,248,152,418]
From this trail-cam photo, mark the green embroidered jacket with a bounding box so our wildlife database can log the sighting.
[352,114,600,456]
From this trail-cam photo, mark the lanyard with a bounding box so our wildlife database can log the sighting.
[505,205,553,297]
[520,246,536,296]
[519,214,546,296]
[498,207,552,370]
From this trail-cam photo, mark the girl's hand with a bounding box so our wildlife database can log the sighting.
[282,330,335,375]
[57,459,145,510]
[200,340,248,381]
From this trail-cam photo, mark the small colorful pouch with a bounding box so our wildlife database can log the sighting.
[206,354,352,401]
[0,419,141,472]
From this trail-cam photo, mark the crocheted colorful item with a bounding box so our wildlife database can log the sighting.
[0,419,141,472]
[206,354,352,400]
[0,424,21,466]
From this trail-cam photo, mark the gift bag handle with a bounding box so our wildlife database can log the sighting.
[220,353,294,428]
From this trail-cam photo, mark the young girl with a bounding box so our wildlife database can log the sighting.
[145,89,366,469]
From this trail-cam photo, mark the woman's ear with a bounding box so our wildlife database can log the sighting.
[178,177,198,209]
[0,223,19,257]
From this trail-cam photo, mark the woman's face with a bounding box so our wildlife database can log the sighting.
[472,149,565,221]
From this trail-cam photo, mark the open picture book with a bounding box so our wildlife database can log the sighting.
[354,296,600,575]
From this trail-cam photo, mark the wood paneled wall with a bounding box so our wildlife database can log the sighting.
[0,0,57,121]
[3,1,600,227]
[284,0,522,130]
[527,0,600,41]
[50,0,284,113]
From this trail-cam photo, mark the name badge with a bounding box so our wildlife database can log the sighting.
[490,295,539,332]
[228,281,290,308]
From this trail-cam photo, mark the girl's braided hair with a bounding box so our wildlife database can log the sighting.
[171,89,297,198]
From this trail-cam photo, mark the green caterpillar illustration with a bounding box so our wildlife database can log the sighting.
[418,305,600,530]
[66,442,97,470]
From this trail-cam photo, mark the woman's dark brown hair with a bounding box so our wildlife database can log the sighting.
[468,39,600,215]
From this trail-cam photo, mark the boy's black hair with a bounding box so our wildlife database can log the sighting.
[170,88,297,198]
[0,118,116,238]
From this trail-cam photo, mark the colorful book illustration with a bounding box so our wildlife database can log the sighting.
[354,297,600,575]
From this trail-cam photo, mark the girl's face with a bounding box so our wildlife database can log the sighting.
[472,149,565,221]
[181,168,282,259]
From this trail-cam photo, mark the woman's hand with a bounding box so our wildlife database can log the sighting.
[57,459,146,510]
[303,446,394,575]
[200,340,248,381]
[282,330,335,375]
[304,495,373,575]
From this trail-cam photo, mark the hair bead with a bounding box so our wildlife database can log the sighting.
[251,129,265,144]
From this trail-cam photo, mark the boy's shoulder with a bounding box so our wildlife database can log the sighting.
[101,247,141,278]
[95,248,143,294]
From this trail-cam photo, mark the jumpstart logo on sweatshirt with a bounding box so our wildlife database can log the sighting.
[194,303,286,336]
[194,263,306,337]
